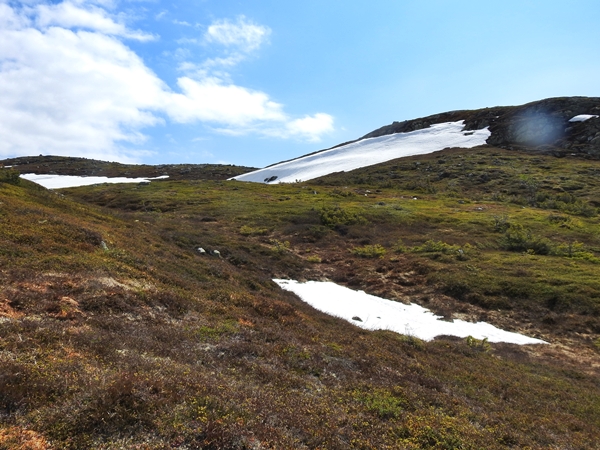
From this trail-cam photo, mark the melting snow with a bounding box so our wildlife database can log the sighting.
[232,121,490,184]
[20,174,169,189]
[569,114,599,122]
[274,279,546,345]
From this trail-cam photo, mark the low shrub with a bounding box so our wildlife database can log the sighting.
[351,244,386,258]
[239,225,269,236]
[500,225,552,255]
[270,239,290,253]
[0,168,21,185]
[412,240,460,254]
[393,239,408,253]
[319,205,367,229]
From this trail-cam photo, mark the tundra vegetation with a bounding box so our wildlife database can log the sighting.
[1,146,600,449]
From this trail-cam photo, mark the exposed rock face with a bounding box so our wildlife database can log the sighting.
[362,97,600,158]
[486,97,600,156]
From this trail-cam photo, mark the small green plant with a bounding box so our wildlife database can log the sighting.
[239,225,268,236]
[500,224,552,255]
[270,239,290,253]
[355,388,407,420]
[306,255,322,263]
[393,238,408,253]
[412,240,459,254]
[492,214,510,232]
[465,336,491,352]
[319,205,367,228]
[552,241,599,262]
[329,188,354,197]
[351,244,386,258]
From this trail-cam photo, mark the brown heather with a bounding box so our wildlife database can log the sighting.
[1,148,600,449]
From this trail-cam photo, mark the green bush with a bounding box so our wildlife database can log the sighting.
[500,224,552,255]
[319,205,367,228]
[239,225,269,236]
[393,238,408,253]
[0,168,21,185]
[270,239,290,253]
[412,240,459,254]
[351,244,386,258]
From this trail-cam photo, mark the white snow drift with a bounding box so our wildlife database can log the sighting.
[569,114,599,122]
[232,121,490,184]
[274,279,546,345]
[20,173,168,189]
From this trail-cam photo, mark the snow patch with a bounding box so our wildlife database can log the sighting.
[20,174,169,189]
[274,279,546,345]
[232,121,490,184]
[569,114,599,122]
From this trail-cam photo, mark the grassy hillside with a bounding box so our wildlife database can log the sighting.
[1,148,600,449]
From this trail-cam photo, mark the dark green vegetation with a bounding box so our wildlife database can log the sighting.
[1,147,600,449]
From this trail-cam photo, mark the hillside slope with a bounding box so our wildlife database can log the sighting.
[233,96,600,184]
[2,146,600,449]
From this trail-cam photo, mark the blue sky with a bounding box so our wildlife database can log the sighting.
[1,0,599,168]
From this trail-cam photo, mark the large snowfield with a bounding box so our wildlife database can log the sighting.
[232,121,491,184]
[274,279,547,345]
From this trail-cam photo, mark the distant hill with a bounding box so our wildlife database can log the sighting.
[0,155,255,181]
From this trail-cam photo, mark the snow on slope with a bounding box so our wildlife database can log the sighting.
[569,114,599,122]
[232,121,490,184]
[274,279,546,345]
[20,174,168,189]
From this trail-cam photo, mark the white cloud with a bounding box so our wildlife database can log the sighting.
[286,113,335,142]
[165,76,286,125]
[204,15,270,53]
[0,2,333,163]
[35,1,155,41]
[0,3,165,161]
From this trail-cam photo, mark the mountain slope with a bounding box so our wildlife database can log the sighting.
[234,96,600,184]
[232,121,490,183]
[2,146,600,448]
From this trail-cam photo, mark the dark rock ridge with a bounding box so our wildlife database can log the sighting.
[362,96,600,158]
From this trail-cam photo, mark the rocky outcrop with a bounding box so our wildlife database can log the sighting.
[362,97,600,158]
[486,97,600,156]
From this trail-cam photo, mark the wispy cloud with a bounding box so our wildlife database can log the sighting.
[203,15,270,53]
[35,1,155,41]
[172,16,334,141]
